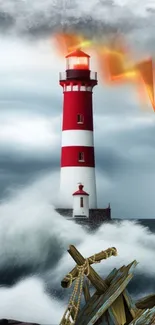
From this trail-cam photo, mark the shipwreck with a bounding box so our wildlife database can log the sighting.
[0,245,155,325]
[59,245,155,325]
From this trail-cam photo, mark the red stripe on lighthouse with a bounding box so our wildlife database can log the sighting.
[62,92,93,131]
[61,146,95,167]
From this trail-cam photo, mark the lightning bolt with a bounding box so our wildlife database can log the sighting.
[136,59,155,111]
[98,46,155,111]
[53,33,155,111]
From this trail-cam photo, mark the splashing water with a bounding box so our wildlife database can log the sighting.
[0,173,155,323]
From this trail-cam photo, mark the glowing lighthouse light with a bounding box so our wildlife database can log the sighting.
[59,49,98,210]
[66,53,89,70]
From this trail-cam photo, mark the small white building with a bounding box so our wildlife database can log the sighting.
[72,184,89,218]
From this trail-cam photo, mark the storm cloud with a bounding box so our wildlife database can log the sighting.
[0,0,155,46]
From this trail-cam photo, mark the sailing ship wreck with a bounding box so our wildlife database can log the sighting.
[59,245,155,325]
[0,245,155,325]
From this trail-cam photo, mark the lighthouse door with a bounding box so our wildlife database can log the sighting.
[80,197,84,208]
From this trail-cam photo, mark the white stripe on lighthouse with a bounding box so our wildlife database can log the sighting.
[61,130,94,147]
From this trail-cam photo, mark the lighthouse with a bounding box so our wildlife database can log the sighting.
[56,49,111,225]
[59,49,97,209]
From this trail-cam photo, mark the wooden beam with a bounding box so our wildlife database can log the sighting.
[83,279,91,303]
[63,245,109,293]
[87,247,117,263]
[61,245,117,291]
[135,294,155,310]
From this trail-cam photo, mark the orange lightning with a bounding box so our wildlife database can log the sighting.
[53,32,155,111]
[53,33,92,56]
[97,44,155,111]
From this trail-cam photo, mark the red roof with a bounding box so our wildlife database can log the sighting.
[73,184,89,196]
[66,49,90,58]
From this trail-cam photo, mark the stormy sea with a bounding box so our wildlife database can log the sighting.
[0,174,154,325]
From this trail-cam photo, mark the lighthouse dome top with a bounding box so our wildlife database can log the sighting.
[65,49,90,58]
[73,184,89,196]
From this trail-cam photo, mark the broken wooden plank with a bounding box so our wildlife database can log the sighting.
[76,271,134,325]
[75,291,100,323]
[105,261,137,287]
[136,294,155,310]
[123,289,138,318]
[107,309,120,325]
[89,274,133,325]
[80,267,118,307]
[110,261,138,287]
[62,245,109,293]
[97,311,114,325]
[110,294,126,325]
[128,307,155,325]
[104,268,118,286]
[83,278,91,303]
[77,263,136,324]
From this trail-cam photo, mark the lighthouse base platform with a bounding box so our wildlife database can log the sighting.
[55,207,111,230]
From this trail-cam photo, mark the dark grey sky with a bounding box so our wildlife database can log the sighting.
[0,4,155,324]
[0,0,155,218]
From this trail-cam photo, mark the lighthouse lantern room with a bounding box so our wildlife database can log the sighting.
[59,48,98,210]
[66,49,90,70]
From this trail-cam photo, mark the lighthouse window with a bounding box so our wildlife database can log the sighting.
[80,86,86,91]
[77,114,84,124]
[78,152,85,162]
[66,85,71,91]
[80,197,84,208]
[73,85,78,91]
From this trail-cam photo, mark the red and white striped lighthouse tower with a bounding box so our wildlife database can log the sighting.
[59,49,98,209]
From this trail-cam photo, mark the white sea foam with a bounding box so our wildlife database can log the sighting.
[0,173,154,323]
[0,277,64,325]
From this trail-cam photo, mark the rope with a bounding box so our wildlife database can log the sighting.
[59,256,99,325]
[60,263,86,325]
[60,248,117,325]
[65,273,77,288]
